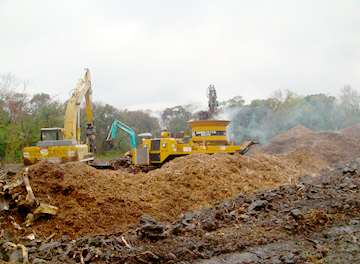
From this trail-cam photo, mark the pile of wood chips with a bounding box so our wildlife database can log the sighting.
[7,124,360,240]
[261,124,360,167]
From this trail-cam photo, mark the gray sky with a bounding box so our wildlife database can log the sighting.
[1,0,359,112]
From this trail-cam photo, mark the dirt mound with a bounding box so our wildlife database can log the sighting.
[339,123,360,139]
[260,124,360,168]
[259,125,314,155]
[5,152,311,240]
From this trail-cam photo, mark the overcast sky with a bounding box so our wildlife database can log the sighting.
[1,0,359,113]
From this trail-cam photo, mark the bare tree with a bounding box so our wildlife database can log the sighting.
[0,73,21,101]
[270,89,283,111]
[339,85,360,115]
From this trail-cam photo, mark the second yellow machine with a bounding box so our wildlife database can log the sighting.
[132,85,257,167]
[133,120,257,167]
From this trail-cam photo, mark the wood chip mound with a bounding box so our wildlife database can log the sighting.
[12,153,301,239]
[260,124,360,168]
[9,124,360,240]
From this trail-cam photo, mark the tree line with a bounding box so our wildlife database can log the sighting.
[1,72,359,163]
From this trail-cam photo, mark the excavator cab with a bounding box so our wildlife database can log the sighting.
[40,128,64,141]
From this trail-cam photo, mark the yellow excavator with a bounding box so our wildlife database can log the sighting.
[22,68,96,166]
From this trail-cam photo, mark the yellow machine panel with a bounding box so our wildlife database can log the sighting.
[23,144,92,166]
[189,120,230,144]
[136,137,247,166]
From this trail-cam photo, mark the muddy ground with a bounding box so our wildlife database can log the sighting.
[1,124,360,263]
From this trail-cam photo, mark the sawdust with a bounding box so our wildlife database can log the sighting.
[7,124,360,240]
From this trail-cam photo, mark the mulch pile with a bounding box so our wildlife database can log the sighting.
[4,124,360,240]
[260,124,360,168]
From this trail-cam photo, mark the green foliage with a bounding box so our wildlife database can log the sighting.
[160,105,194,133]
[83,103,161,155]
[122,110,160,137]
[220,95,245,108]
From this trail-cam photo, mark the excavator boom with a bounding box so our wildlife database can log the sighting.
[64,68,96,152]
[106,120,136,149]
[207,85,219,118]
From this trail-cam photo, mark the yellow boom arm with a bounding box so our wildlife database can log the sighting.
[63,68,96,151]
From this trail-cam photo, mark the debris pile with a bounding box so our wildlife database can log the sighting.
[105,156,155,173]
[1,124,360,263]
[1,153,309,240]
[2,159,360,263]
[0,168,59,227]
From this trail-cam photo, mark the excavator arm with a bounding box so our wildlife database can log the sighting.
[64,68,96,152]
[207,85,219,118]
[198,85,219,120]
[106,120,136,150]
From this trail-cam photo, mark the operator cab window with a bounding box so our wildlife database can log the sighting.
[41,129,63,141]
[150,140,161,151]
